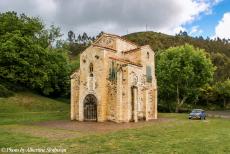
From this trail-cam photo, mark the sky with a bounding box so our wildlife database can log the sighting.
[0,0,230,39]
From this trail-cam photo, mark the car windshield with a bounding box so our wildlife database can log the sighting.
[192,110,202,113]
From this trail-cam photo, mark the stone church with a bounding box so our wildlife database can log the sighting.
[70,33,157,122]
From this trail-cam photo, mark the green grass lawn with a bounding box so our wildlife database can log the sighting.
[0,92,69,125]
[0,92,230,154]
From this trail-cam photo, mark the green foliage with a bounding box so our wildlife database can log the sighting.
[0,11,70,96]
[200,84,218,105]
[125,31,230,110]
[41,49,71,96]
[0,11,44,37]
[47,25,63,47]
[0,84,14,98]
[70,54,80,72]
[124,31,230,82]
[214,79,230,107]
[157,44,215,112]
[211,52,230,81]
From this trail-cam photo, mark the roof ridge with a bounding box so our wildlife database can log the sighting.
[101,32,140,48]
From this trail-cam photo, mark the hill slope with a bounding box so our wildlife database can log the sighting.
[0,92,69,124]
[124,31,230,81]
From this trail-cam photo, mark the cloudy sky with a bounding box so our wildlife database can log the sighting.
[0,0,230,39]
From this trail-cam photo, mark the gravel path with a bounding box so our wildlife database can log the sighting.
[35,118,173,133]
[206,110,230,119]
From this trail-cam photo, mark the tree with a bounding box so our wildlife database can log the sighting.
[82,32,89,44]
[0,11,44,37]
[214,79,230,107]
[48,25,63,47]
[200,84,217,105]
[67,30,75,43]
[0,11,70,96]
[176,30,188,37]
[77,34,82,44]
[157,44,215,112]
[96,31,104,38]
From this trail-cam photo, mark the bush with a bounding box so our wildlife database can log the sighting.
[0,84,14,98]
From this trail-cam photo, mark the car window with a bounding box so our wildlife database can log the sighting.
[192,110,201,113]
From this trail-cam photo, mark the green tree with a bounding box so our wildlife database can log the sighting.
[0,11,44,37]
[199,84,217,105]
[214,79,230,107]
[67,30,75,43]
[0,11,70,96]
[157,44,215,112]
[48,25,63,47]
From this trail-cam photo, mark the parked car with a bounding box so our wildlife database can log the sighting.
[189,109,206,120]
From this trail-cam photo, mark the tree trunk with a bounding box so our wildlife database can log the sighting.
[176,97,187,113]
[175,106,179,113]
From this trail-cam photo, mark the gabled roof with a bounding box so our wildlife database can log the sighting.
[93,32,139,52]
[95,33,140,46]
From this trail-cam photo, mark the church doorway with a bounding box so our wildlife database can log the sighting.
[83,94,97,121]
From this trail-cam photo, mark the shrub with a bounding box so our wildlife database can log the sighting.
[0,84,14,98]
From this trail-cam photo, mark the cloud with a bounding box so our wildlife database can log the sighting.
[189,26,203,35]
[213,12,230,39]
[0,0,220,36]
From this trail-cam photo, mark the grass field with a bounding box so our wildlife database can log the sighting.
[0,92,69,125]
[0,92,230,154]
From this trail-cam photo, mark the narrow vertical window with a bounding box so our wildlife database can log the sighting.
[146,65,152,83]
[89,63,93,77]
[109,61,117,81]
[147,52,150,59]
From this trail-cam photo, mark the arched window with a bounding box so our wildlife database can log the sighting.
[89,63,93,76]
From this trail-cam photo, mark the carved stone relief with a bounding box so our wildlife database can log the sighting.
[97,37,115,49]
[87,76,96,92]
[130,72,138,86]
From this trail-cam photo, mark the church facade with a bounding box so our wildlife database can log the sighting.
[70,33,157,122]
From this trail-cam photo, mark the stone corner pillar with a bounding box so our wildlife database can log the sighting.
[145,89,149,121]
[153,88,158,119]
[70,79,76,120]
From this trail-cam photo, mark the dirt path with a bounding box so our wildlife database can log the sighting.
[35,118,173,133]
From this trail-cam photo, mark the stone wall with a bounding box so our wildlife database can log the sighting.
[116,38,137,52]
[70,70,80,120]
[71,33,158,123]
[78,46,107,121]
